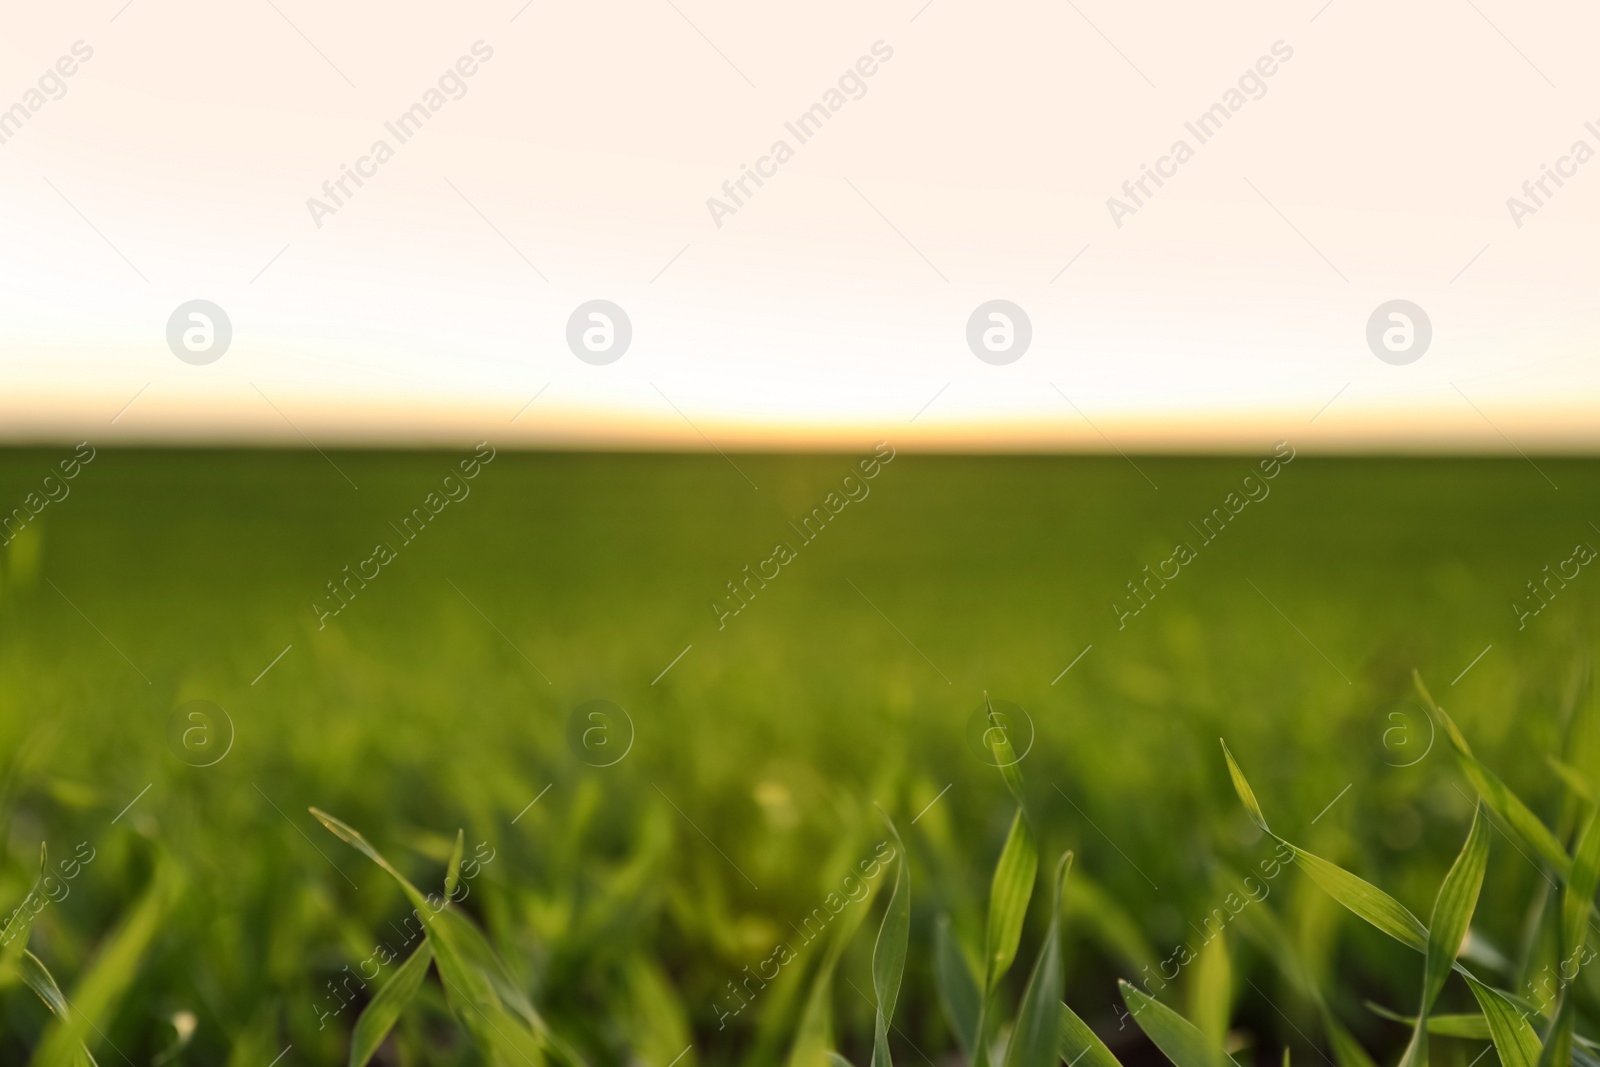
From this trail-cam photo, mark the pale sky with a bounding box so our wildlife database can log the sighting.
[1,0,1597,450]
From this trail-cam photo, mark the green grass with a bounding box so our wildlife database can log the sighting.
[0,449,1597,1065]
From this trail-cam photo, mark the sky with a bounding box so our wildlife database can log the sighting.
[1,0,1597,451]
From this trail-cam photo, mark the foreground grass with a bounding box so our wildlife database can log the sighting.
[0,450,1596,1064]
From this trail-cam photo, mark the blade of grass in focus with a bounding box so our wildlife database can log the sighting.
[1119,981,1240,1067]
[868,810,909,1067]
[1003,852,1071,1067]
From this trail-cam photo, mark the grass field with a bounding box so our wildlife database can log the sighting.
[0,448,1597,1066]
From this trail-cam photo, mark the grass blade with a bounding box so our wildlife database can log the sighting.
[311,808,430,906]
[788,848,888,1067]
[1064,875,1159,975]
[444,829,465,900]
[1187,931,1231,1048]
[1453,750,1568,878]
[1227,886,1378,1067]
[974,734,1040,1067]
[1291,846,1429,954]
[1548,758,1595,804]
[1366,1003,1491,1039]
[1464,975,1542,1067]
[984,808,1039,993]
[1401,802,1489,1067]
[314,809,580,1067]
[1424,802,1489,1007]
[935,916,981,1060]
[1540,802,1600,1067]
[1119,980,1240,1067]
[349,940,435,1067]
[985,694,1028,807]
[1322,1010,1378,1067]
[621,955,693,1067]
[16,952,97,1067]
[1561,805,1600,968]
[1220,742,1270,834]
[1536,993,1573,1067]
[1220,742,1430,953]
[870,811,910,1067]
[1004,853,1072,1067]
[19,949,72,1019]
[1058,1000,1124,1067]
[1,843,48,980]
[788,962,838,1067]
[30,859,182,1067]
[1413,675,1570,878]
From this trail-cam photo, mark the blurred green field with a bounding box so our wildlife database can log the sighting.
[0,448,1597,1066]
